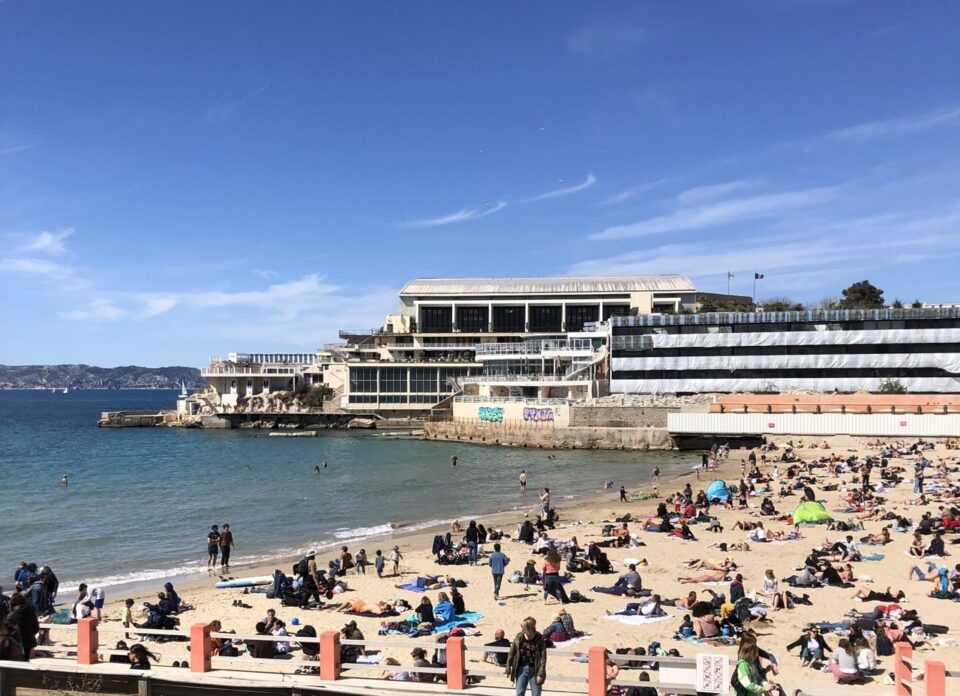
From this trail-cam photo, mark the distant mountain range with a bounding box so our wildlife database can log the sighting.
[0,364,205,390]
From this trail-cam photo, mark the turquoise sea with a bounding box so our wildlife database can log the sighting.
[0,390,697,591]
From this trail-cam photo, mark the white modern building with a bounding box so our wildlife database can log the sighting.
[610,307,960,394]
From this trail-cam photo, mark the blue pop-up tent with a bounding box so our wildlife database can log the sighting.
[706,479,730,503]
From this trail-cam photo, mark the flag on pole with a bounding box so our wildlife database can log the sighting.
[754,272,764,279]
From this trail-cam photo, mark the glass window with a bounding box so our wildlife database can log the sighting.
[410,367,438,393]
[566,305,600,332]
[603,304,631,320]
[492,305,525,332]
[349,367,378,393]
[529,305,562,332]
[456,306,488,332]
[379,394,409,403]
[420,306,453,333]
[379,367,407,392]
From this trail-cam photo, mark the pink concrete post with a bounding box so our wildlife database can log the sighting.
[587,645,608,696]
[320,631,341,681]
[894,642,912,696]
[190,623,212,673]
[445,636,466,690]
[925,660,946,696]
[76,617,99,665]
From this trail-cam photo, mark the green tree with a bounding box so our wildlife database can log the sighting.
[891,298,904,309]
[761,296,805,311]
[296,384,334,407]
[839,280,885,309]
[911,299,923,309]
[876,378,907,394]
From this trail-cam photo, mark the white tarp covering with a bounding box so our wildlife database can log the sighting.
[612,377,960,394]
[641,327,960,350]
[612,352,960,373]
[668,412,960,437]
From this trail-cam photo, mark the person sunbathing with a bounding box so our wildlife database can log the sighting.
[333,598,405,617]
[676,569,728,584]
[684,558,737,572]
[733,520,761,531]
[850,585,906,603]
[863,527,891,545]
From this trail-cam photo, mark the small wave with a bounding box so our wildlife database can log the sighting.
[332,523,396,540]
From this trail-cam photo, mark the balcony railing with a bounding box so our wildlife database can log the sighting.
[475,338,597,356]
[612,335,655,351]
[461,373,591,384]
[611,306,960,328]
[201,367,300,376]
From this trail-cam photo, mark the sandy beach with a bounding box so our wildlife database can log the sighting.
[49,438,960,693]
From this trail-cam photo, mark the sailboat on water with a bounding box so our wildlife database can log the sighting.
[179,380,188,397]
[62,387,69,394]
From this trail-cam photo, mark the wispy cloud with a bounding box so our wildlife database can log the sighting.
[20,228,73,255]
[524,173,597,203]
[602,178,674,206]
[591,186,837,240]
[61,298,128,321]
[676,180,757,205]
[204,84,269,124]
[566,25,647,58]
[138,294,179,318]
[830,105,960,143]
[0,141,40,156]
[402,201,507,229]
[0,257,74,279]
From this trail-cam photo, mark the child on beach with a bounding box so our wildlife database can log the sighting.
[355,549,367,574]
[390,546,403,576]
[121,598,135,638]
[374,550,385,578]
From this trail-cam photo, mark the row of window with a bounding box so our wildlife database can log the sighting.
[419,304,627,333]
[612,367,957,380]
[614,342,960,358]
[348,394,442,404]
[613,319,960,336]
[349,367,478,393]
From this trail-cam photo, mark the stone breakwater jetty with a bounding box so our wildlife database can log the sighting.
[96,409,390,430]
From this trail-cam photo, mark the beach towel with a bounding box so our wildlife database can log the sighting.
[604,613,673,627]
[680,635,739,647]
[399,611,484,635]
[356,654,382,664]
[397,581,468,593]
[549,634,592,648]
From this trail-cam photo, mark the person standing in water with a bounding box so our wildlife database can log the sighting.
[314,465,321,474]
[451,454,458,467]
[219,523,234,570]
[206,524,221,568]
[519,470,527,493]
[61,474,69,487]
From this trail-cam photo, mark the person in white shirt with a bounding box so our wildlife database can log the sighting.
[272,619,290,654]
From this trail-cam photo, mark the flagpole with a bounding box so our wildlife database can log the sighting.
[727,271,731,296]
[753,274,756,304]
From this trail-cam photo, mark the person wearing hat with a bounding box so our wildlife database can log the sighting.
[505,616,546,695]
[410,647,433,682]
[339,621,365,663]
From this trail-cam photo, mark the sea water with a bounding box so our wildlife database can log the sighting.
[0,390,697,590]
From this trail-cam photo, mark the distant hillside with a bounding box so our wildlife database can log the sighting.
[0,364,205,390]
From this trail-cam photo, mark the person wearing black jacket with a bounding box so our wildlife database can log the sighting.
[730,574,745,604]
[465,521,480,566]
[6,593,39,661]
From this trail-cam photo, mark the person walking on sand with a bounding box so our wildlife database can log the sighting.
[206,525,221,568]
[488,543,510,600]
[219,523,234,569]
[539,488,550,516]
[619,485,628,503]
[390,545,403,576]
[651,466,660,485]
[519,470,527,493]
[506,616,546,696]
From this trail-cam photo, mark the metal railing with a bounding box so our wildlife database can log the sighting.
[24,619,733,696]
[475,338,597,356]
[612,335,655,351]
[454,395,573,405]
[200,367,301,376]
[460,373,591,384]
[611,306,960,328]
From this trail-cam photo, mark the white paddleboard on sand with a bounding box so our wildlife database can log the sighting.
[214,575,273,589]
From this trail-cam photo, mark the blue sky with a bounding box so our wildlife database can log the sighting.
[2,1,959,366]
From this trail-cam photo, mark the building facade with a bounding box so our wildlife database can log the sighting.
[610,307,960,394]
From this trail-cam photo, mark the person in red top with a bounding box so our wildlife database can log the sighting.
[541,549,568,604]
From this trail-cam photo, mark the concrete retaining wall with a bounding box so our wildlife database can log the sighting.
[423,420,674,450]
[569,405,676,428]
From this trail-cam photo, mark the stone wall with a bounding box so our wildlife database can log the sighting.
[568,405,676,429]
[423,420,674,450]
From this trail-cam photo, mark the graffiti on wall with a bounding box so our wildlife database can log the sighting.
[478,406,504,423]
[523,407,555,422]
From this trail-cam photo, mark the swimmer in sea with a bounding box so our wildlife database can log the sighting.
[451,454,457,467]
[314,465,321,474]
[61,474,69,487]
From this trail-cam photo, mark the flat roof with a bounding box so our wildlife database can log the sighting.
[400,275,695,297]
